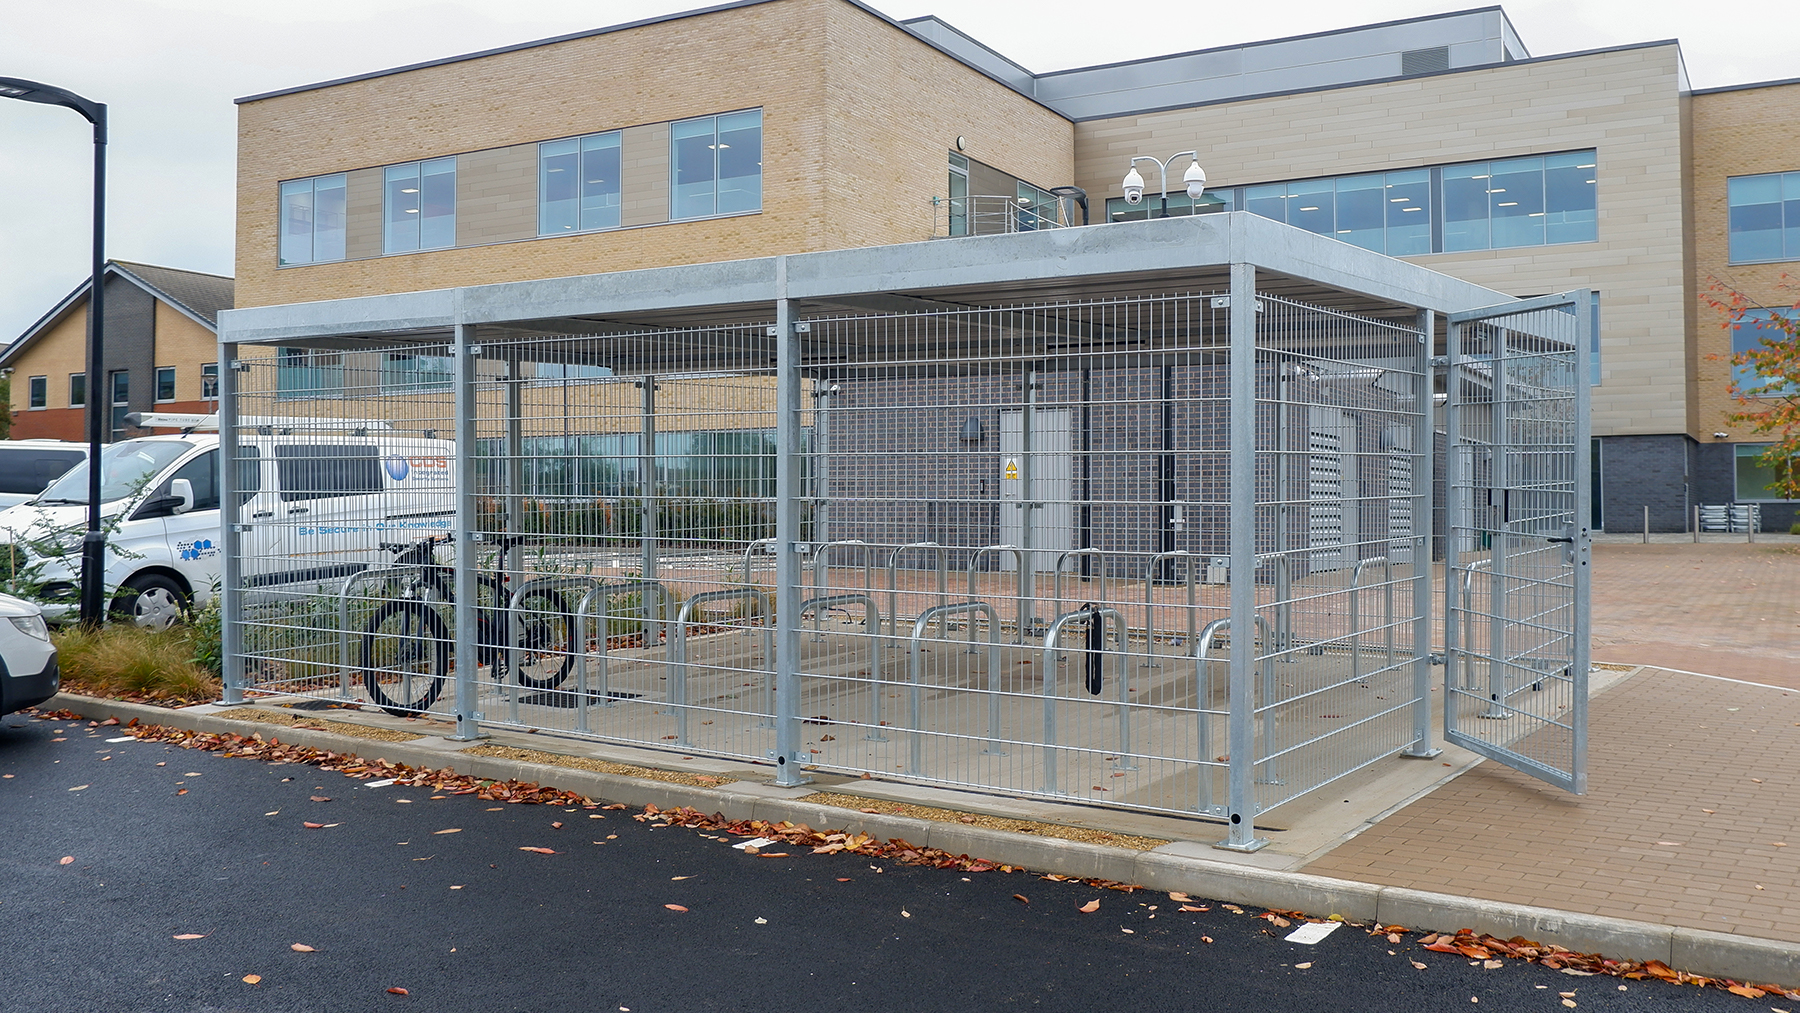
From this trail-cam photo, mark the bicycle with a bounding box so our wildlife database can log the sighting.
[359,534,575,716]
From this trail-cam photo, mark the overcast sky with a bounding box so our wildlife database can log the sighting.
[1,0,1791,343]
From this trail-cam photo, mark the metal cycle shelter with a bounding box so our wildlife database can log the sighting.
[215,213,1592,850]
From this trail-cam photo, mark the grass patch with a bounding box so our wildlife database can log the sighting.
[53,624,221,706]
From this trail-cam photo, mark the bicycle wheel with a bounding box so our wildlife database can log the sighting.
[492,589,575,690]
[361,600,449,716]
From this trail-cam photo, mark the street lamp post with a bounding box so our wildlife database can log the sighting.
[1120,151,1206,219]
[1,77,109,625]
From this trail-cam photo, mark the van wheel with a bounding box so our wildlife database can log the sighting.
[113,574,189,630]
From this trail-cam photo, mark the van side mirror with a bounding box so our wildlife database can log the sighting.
[169,478,195,515]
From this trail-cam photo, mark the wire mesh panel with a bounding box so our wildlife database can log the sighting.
[1443,294,1591,793]
[1244,295,1434,820]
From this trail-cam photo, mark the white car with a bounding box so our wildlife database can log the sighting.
[0,592,57,715]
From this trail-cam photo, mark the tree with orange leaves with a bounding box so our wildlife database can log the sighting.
[1703,277,1800,500]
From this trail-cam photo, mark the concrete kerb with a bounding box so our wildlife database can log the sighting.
[44,693,1800,989]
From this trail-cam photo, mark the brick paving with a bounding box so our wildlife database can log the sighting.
[1304,667,1800,940]
[1587,537,1800,688]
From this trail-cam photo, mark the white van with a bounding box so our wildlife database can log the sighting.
[0,440,88,510]
[0,417,454,626]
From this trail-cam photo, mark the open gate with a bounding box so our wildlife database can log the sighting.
[1444,291,1593,793]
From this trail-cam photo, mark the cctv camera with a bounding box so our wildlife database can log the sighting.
[1713,432,1730,439]
[1124,188,1143,206]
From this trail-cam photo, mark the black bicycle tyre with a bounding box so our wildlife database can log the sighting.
[492,589,575,690]
[361,600,449,716]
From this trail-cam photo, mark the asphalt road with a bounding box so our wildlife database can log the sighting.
[0,711,1755,1013]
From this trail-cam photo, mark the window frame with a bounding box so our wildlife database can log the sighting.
[1735,443,1797,502]
[277,172,348,267]
[1727,171,1800,265]
[201,363,219,401]
[1729,308,1798,397]
[384,156,458,255]
[670,108,763,221]
[68,373,85,408]
[539,131,624,236]
[155,366,177,403]
[27,376,46,410]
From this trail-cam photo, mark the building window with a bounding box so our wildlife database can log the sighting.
[1106,190,1233,222]
[540,132,622,235]
[27,376,46,409]
[276,348,343,398]
[68,373,85,408]
[671,109,762,220]
[201,363,219,400]
[155,367,176,402]
[278,173,347,266]
[1728,171,1800,264]
[1730,309,1798,396]
[1736,444,1796,501]
[947,153,969,237]
[381,353,453,394]
[384,156,457,254]
[1442,152,1597,251]
[109,371,129,440]
[1015,182,1063,231]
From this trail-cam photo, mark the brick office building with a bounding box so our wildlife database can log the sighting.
[228,0,1796,531]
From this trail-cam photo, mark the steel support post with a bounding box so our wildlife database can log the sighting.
[1443,319,1465,730]
[1218,263,1268,852]
[1570,290,1594,794]
[638,375,661,642]
[1403,309,1441,759]
[217,341,244,705]
[450,321,485,740]
[771,283,811,787]
[1017,368,1037,641]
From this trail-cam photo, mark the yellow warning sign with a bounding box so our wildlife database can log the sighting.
[1002,458,1020,481]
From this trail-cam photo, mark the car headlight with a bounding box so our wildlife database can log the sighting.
[9,614,49,642]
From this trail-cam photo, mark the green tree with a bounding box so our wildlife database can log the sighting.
[1704,276,1800,499]
[0,374,11,439]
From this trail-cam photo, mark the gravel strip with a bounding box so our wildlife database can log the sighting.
[212,707,425,743]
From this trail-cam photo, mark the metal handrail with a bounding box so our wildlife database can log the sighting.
[338,563,431,701]
[931,194,1072,239]
[808,539,871,641]
[1040,606,1131,795]
[505,575,604,724]
[1194,613,1278,802]
[885,541,949,640]
[1141,549,1200,668]
[967,544,1027,645]
[670,587,775,745]
[1348,555,1395,683]
[570,579,670,732]
[906,602,1002,774]
[800,592,885,739]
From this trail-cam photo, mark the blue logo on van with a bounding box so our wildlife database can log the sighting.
[384,454,410,481]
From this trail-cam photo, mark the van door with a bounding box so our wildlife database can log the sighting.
[155,449,226,598]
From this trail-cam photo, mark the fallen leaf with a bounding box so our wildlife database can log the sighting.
[1412,961,1428,970]
[176,789,188,795]
[59,856,74,866]
[450,885,463,890]
[1222,903,1244,914]
[1295,962,1312,969]
[1562,1001,1576,1009]
[519,847,556,855]
[291,944,316,952]
[173,933,207,940]
[1013,894,1030,905]
[433,828,461,835]
[754,917,767,925]
[1728,985,1766,999]
[303,822,325,829]
[387,987,409,995]
[1121,927,1135,934]
[1079,900,1101,913]
[1168,892,1192,902]
[310,796,331,802]
[664,904,688,912]
[551,822,563,829]
[1179,905,1206,913]
[1201,936,1213,944]
[68,784,89,791]
[1483,960,1503,969]
[671,876,692,881]
[242,974,261,985]
[901,910,912,918]
[1560,993,1575,999]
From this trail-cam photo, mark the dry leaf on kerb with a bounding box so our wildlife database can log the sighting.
[1079,900,1101,913]
[387,987,409,995]
[1013,894,1030,905]
[1294,962,1312,969]
[519,847,556,855]
[1167,892,1192,902]
[59,856,74,866]
[290,944,316,953]
[242,975,261,985]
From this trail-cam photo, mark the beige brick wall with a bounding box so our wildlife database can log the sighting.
[1075,45,1691,438]
[235,0,1073,307]
[344,167,384,261]
[152,301,221,402]
[457,143,539,246]
[1688,81,1800,440]
[10,310,90,413]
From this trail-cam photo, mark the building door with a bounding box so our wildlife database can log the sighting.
[1443,291,1593,794]
[999,407,1073,572]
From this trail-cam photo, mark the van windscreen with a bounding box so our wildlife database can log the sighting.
[275,444,384,502]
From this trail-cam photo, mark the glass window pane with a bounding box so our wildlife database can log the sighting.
[1544,151,1596,244]
[69,373,85,407]
[1732,309,1798,395]
[1441,164,1489,251]
[1489,156,1544,248]
[313,174,346,261]
[28,377,45,409]
[1785,171,1800,259]
[715,109,762,215]
[279,179,313,265]
[580,132,622,231]
[419,156,456,250]
[1735,445,1792,501]
[1244,183,1288,224]
[539,138,579,235]
[1728,174,1783,263]
[201,364,218,400]
[156,367,176,401]
[671,117,718,219]
[1335,174,1385,251]
[1384,169,1431,255]
[384,163,421,253]
[1288,178,1334,236]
